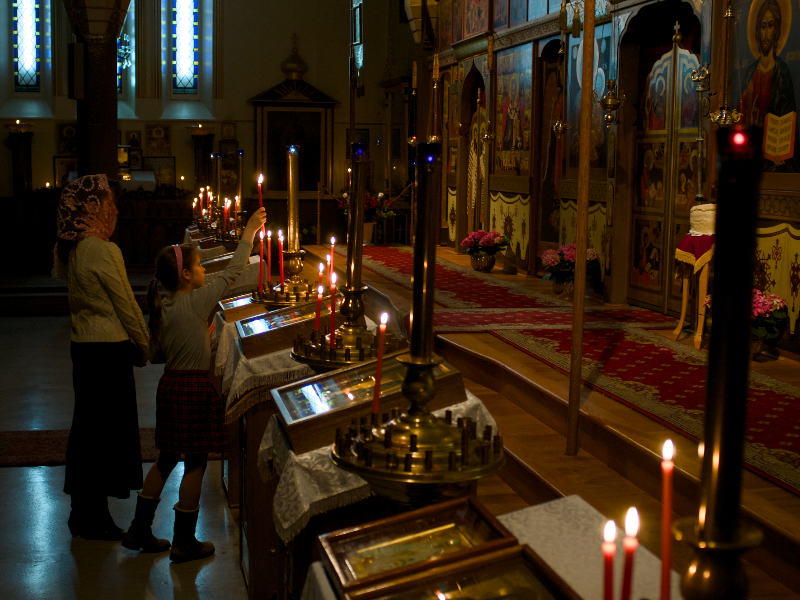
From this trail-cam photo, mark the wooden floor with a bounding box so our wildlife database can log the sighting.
[306,243,800,599]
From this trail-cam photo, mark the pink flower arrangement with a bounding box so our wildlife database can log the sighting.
[540,243,601,285]
[752,289,787,319]
[708,290,789,342]
[461,230,510,256]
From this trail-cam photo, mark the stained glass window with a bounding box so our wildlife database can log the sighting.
[172,0,198,94]
[13,0,41,92]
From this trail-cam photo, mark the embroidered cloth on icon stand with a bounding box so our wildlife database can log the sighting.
[432,306,800,497]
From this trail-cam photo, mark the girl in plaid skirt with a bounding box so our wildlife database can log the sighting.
[122,207,266,563]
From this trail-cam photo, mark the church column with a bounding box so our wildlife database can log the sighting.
[63,0,132,178]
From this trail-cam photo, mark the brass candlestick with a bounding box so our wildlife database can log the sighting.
[291,144,406,371]
[330,143,504,506]
[709,2,741,126]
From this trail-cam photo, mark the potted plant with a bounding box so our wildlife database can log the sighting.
[540,244,602,298]
[751,289,789,358]
[460,230,510,273]
[337,192,394,244]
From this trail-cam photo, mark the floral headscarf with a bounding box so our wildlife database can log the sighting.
[52,174,119,278]
[56,174,118,243]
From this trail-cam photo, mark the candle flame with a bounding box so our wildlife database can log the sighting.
[698,442,704,459]
[663,439,674,461]
[318,285,324,295]
[436,592,446,600]
[198,123,202,127]
[46,182,50,188]
[331,236,336,245]
[604,520,616,543]
[267,230,272,237]
[326,254,331,262]
[278,229,282,237]
[16,119,20,124]
[331,273,337,285]
[380,312,389,325]
[319,263,324,273]
[624,508,639,537]
[258,173,264,184]
[259,229,264,240]
[181,176,184,181]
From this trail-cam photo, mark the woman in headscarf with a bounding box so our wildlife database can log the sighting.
[54,174,149,540]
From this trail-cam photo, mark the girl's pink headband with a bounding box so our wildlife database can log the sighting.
[173,245,183,275]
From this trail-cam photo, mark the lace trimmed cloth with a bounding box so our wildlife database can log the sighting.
[258,390,496,544]
[221,343,314,424]
[675,204,715,273]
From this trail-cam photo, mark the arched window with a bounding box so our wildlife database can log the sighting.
[171,0,198,94]
[13,0,41,92]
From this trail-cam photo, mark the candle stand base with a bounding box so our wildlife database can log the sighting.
[291,285,406,372]
[674,517,762,600]
[251,286,324,310]
[273,250,310,296]
[330,355,505,506]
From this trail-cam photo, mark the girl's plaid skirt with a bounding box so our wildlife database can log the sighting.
[155,369,228,454]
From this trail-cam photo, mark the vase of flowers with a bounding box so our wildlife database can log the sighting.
[338,192,395,245]
[751,289,789,358]
[461,230,511,273]
[541,244,601,297]
[338,192,395,223]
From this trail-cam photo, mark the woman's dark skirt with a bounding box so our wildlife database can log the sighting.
[64,341,143,499]
[155,369,228,454]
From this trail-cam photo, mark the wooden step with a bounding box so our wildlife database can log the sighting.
[463,378,798,600]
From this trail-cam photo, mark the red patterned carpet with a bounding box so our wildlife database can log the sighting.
[344,245,800,495]
[436,309,800,496]
[335,245,565,308]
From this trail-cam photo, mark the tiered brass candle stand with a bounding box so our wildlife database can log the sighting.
[291,144,405,371]
[330,143,504,506]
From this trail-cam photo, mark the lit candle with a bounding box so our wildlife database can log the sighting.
[46,182,50,189]
[180,175,184,191]
[621,507,639,600]
[661,440,674,600]
[192,198,197,219]
[224,198,229,229]
[16,120,19,124]
[326,254,332,287]
[234,195,239,231]
[602,521,616,600]
[330,273,337,349]
[278,231,285,287]
[371,313,389,415]
[258,173,264,209]
[266,230,272,286]
[330,237,336,279]
[318,263,324,288]
[258,229,264,293]
[314,285,324,330]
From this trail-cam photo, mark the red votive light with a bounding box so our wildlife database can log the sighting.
[661,440,674,600]
[266,230,272,286]
[278,233,285,286]
[314,285,324,330]
[329,273,337,349]
[258,229,264,293]
[621,507,639,600]
[602,520,616,600]
[371,313,389,415]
